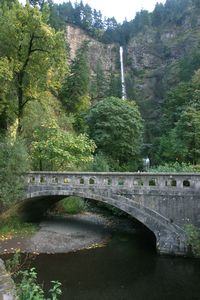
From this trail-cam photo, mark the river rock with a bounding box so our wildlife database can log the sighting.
[0,259,16,300]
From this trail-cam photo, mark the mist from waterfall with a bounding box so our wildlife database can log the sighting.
[120,46,127,100]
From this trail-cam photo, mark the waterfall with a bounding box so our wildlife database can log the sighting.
[120,46,127,100]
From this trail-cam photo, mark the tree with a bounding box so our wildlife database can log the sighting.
[86,97,143,168]
[73,1,83,26]
[192,0,200,9]
[90,62,108,101]
[108,71,121,98]
[157,105,200,165]
[60,41,90,114]
[29,0,46,9]
[179,47,200,81]
[82,3,93,32]
[0,58,13,131]
[161,81,193,133]
[152,3,165,26]
[0,135,29,211]
[0,1,67,133]
[172,107,200,164]
[93,9,103,30]
[30,124,96,171]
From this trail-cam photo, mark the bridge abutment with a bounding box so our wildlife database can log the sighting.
[155,229,186,256]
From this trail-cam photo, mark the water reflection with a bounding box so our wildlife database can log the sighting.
[32,229,200,300]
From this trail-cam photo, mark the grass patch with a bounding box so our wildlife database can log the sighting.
[0,217,38,241]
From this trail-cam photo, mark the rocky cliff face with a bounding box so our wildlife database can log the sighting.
[124,11,200,141]
[126,22,200,101]
[66,25,118,77]
[66,8,200,142]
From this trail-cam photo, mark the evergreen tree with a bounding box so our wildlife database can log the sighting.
[73,1,83,26]
[60,41,90,113]
[152,3,165,26]
[93,9,103,30]
[108,71,121,98]
[90,62,108,100]
[161,82,193,133]
[82,3,93,32]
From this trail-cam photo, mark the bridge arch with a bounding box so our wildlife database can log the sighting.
[23,188,186,255]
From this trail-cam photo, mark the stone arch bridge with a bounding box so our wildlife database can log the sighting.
[24,172,200,256]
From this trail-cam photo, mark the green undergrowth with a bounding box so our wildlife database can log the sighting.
[17,268,62,300]
[0,217,38,241]
[53,196,88,215]
[185,224,200,257]
[6,251,62,300]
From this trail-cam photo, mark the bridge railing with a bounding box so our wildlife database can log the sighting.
[26,172,200,192]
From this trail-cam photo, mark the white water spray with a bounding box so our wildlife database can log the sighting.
[120,46,127,100]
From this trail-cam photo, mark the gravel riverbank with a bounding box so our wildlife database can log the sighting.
[0,213,114,255]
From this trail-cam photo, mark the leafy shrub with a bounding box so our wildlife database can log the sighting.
[149,162,196,173]
[56,197,88,214]
[17,268,62,300]
[185,224,200,257]
[6,251,62,299]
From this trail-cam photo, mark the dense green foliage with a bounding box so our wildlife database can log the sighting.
[185,224,200,257]
[5,251,62,299]
[30,124,96,171]
[47,0,200,45]
[17,268,62,299]
[0,135,29,211]
[87,97,143,170]
[55,196,88,214]
[60,41,90,114]
[0,1,67,133]
[155,68,200,165]
[149,162,197,173]
[5,248,62,299]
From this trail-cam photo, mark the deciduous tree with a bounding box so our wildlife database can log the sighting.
[0,135,29,211]
[30,124,96,171]
[0,1,67,133]
[86,97,143,168]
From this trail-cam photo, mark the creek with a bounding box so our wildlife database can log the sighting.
[20,217,200,299]
[1,214,200,300]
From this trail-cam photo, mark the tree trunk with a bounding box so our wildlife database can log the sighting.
[17,72,24,135]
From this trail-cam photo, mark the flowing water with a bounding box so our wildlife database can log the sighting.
[120,46,127,100]
[1,216,200,300]
[28,220,200,300]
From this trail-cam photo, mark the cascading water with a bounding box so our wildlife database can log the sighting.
[120,46,127,100]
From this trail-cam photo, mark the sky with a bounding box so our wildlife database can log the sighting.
[20,0,167,23]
